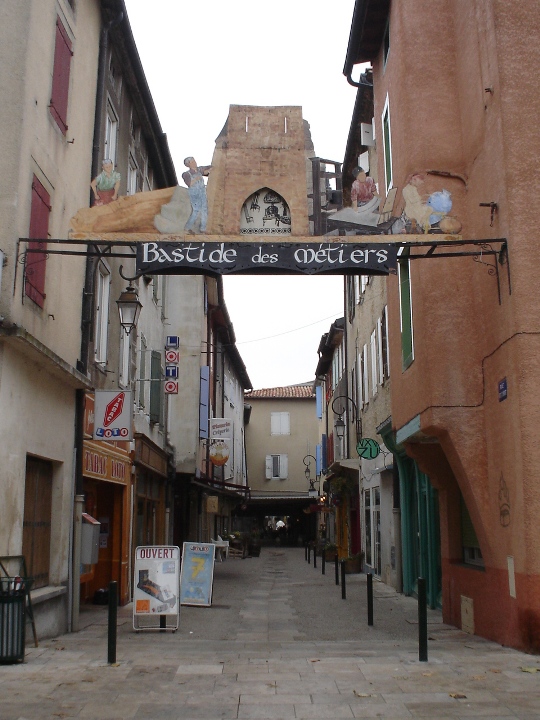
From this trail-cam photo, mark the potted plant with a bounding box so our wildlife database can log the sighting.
[248,530,262,557]
[342,552,364,574]
[324,543,337,561]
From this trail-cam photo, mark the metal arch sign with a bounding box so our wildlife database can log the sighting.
[136,240,397,276]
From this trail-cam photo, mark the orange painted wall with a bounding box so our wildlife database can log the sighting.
[370,0,540,650]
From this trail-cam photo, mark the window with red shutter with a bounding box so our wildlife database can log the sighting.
[49,17,73,134]
[25,177,50,308]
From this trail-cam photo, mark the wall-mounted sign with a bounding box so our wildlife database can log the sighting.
[164,380,179,394]
[179,543,215,606]
[166,335,180,348]
[357,437,381,459]
[136,241,397,277]
[93,390,132,440]
[165,365,179,379]
[498,377,508,402]
[165,349,180,363]
[209,418,231,466]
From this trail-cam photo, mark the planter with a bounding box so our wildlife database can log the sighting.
[324,549,337,562]
[249,541,261,557]
[343,557,362,574]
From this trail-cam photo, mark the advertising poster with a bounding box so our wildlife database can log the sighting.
[133,546,180,629]
[179,543,216,607]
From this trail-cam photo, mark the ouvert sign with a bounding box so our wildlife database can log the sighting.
[136,240,397,276]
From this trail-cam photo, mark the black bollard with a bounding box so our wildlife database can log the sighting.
[334,553,339,585]
[418,577,428,661]
[307,544,311,564]
[305,543,308,561]
[107,580,118,665]
[367,572,373,626]
[313,548,317,569]
[341,562,346,600]
[322,550,326,576]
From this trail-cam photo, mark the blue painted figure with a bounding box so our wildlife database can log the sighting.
[182,157,212,233]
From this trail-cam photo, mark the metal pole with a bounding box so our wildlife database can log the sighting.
[107,581,118,665]
[307,544,311,564]
[322,550,326,576]
[305,543,308,561]
[418,577,428,661]
[341,562,346,600]
[313,547,317,569]
[334,554,339,585]
[367,572,373,626]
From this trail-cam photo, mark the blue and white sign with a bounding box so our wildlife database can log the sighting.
[166,335,180,349]
[165,365,179,379]
[180,543,215,607]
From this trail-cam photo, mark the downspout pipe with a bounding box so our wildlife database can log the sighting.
[72,7,123,633]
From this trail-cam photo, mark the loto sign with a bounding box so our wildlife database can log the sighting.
[93,390,133,440]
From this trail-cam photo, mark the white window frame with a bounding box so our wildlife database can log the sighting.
[138,334,147,409]
[363,343,369,406]
[265,454,288,480]
[127,152,138,196]
[105,99,118,165]
[370,330,378,397]
[94,261,111,365]
[381,94,393,195]
[377,317,384,386]
[357,351,364,410]
[271,412,290,435]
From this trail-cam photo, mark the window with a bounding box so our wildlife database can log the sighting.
[119,330,130,387]
[25,176,50,307]
[370,329,378,397]
[265,454,288,480]
[139,334,147,408]
[382,96,393,194]
[271,412,290,435]
[22,457,53,589]
[381,306,390,380]
[49,16,73,134]
[398,254,414,369]
[127,153,138,195]
[362,343,369,405]
[364,489,372,566]
[94,262,110,364]
[199,366,210,438]
[105,101,118,164]
[376,317,384,386]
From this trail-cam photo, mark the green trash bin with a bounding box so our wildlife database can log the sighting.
[0,577,32,663]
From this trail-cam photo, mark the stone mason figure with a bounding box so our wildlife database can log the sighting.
[182,156,212,234]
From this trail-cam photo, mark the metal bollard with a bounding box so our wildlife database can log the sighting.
[418,577,428,661]
[334,553,339,585]
[321,550,326,576]
[341,562,346,600]
[107,580,118,665]
[367,572,373,626]
[313,548,317,569]
[307,545,311,564]
[305,544,308,561]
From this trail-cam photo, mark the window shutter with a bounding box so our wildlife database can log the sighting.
[25,177,50,308]
[316,385,322,419]
[279,454,288,479]
[377,318,384,385]
[370,330,377,396]
[316,444,322,476]
[49,17,73,134]
[357,352,363,409]
[321,434,327,472]
[363,344,369,405]
[399,257,414,368]
[199,365,210,438]
[271,413,280,435]
[381,305,390,379]
[150,350,162,425]
[265,455,272,479]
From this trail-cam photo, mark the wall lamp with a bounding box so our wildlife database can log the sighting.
[303,454,319,498]
[116,284,142,335]
[331,395,361,443]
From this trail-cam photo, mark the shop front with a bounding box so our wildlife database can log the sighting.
[133,434,170,550]
[82,394,132,605]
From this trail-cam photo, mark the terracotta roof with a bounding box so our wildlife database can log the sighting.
[246,384,315,399]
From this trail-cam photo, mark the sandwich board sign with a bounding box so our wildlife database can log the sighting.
[179,542,216,607]
[133,545,180,631]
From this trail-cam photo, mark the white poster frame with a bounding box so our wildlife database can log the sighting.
[133,545,180,631]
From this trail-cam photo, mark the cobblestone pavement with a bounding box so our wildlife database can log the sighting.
[1,547,540,719]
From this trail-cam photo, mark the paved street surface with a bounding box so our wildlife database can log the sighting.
[2,547,540,719]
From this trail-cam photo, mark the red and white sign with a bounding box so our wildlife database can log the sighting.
[93,390,133,440]
[165,350,180,363]
[164,380,178,394]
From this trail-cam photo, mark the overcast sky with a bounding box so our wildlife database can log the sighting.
[124,0,358,389]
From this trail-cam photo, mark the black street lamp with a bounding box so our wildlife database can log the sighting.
[303,454,319,498]
[116,284,142,335]
[331,395,361,445]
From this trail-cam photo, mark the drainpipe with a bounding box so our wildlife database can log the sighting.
[72,8,123,633]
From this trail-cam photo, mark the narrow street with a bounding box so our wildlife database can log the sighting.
[2,547,539,719]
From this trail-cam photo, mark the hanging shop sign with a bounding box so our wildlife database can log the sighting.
[93,390,133,440]
[136,241,397,276]
[209,418,232,467]
[133,545,180,630]
[179,543,216,607]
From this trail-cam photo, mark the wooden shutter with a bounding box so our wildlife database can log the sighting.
[49,17,73,134]
[278,454,288,479]
[199,366,210,438]
[316,444,322,476]
[22,457,52,589]
[321,434,328,473]
[315,386,322,419]
[25,177,50,308]
[399,257,414,368]
[381,306,389,379]
[265,455,272,479]
[149,350,162,424]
